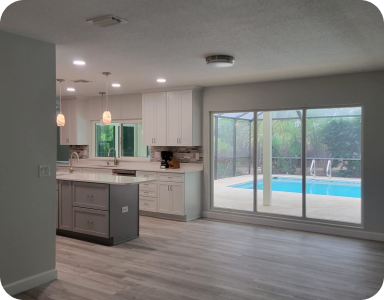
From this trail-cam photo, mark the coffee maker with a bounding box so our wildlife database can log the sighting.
[160,151,173,169]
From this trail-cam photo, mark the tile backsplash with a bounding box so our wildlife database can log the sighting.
[70,145,89,159]
[150,146,203,163]
[67,145,202,163]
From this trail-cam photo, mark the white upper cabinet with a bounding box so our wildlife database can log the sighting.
[60,98,88,145]
[142,89,202,146]
[142,92,167,146]
[167,90,194,146]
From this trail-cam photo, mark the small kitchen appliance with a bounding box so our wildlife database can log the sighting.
[160,151,173,169]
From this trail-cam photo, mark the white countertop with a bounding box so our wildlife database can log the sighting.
[56,172,157,185]
[57,161,203,173]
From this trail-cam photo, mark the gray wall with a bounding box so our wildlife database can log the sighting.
[0,31,56,287]
[203,71,384,236]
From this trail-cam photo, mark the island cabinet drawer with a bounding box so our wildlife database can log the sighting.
[72,207,109,238]
[158,173,184,183]
[139,189,157,198]
[139,197,157,212]
[136,171,158,179]
[73,182,110,211]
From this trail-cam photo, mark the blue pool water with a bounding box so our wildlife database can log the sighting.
[231,178,361,198]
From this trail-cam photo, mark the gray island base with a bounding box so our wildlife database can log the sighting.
[56,173,156,246]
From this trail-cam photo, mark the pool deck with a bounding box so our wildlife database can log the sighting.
[214,175,361,224]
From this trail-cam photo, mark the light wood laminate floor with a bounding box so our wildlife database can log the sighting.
[17,217,384,300]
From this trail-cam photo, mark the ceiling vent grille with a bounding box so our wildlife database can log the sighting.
[72,80,92,83]
[87,15,128,27]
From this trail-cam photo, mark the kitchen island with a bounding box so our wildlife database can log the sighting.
[56,172,156,246]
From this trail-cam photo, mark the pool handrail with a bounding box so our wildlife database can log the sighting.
[326,160,332,178]
[310,159,316,177]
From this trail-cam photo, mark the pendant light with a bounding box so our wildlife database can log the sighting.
[102,72,112,125]
[99,92,106,126]
[56,79,65,127]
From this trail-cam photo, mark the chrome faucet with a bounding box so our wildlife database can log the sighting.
[108,148,118,165]
[69,152,79,173]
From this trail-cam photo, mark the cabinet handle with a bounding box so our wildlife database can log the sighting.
[179,138,182,144]
[168,185,169,191]
[154,138,156,143]
[170,185,173,191]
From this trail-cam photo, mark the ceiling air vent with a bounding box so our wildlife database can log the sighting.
[72,79,92,83]
[87,15,128,27]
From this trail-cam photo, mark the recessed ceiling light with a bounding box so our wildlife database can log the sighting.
[67,88,75,92]
[157,78,166,83]
[206,55,235,67]
[112,83,121,88]
[73,61,86,66]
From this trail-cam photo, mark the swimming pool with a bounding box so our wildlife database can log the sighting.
[230,177,361,198]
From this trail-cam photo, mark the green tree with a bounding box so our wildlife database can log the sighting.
[320,118,361,177]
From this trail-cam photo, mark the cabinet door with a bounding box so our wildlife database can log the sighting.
[59,181,72,230]
[179,90,193,146]
[60,101,71,145]
[158,182,172,213]
[167,90,193,146]
[167,92,182,146]
[142,93,167,146]
[171,183,184,215]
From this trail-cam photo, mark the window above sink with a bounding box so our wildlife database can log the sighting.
[91,120,149,160]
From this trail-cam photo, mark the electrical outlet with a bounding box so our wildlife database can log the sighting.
[39,165,51,177]
[155,152,161,159]
[195,153,200,160]
[122,206,128,213]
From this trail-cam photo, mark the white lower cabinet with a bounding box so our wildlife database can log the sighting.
[158,182,184,215]
[138,170,202,221]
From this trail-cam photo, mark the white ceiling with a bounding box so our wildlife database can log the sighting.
[1,0,384,97]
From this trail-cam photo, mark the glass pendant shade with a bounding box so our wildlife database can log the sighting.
[56,79,65,127]
[57,113,65,126]
[102,110,112,125]
[102,72,112,125]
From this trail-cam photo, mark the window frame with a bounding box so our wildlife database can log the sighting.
[210,105,364,228]
[90,119,150,162]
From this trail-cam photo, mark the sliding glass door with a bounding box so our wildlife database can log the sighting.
[212,106,362,225]
[257,110,303,217]
[305,107,362,224]
[213,112,254,211]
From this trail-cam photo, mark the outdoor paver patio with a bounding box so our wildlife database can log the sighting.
[214,175,361,224]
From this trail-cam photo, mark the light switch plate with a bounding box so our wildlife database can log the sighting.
[195,153,200,160]
[39,165,51,177]
[155,152,161,159]
[122,206,128,213]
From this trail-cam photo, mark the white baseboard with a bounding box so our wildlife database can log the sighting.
[203,211,384,242]
[3,269,57,296]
